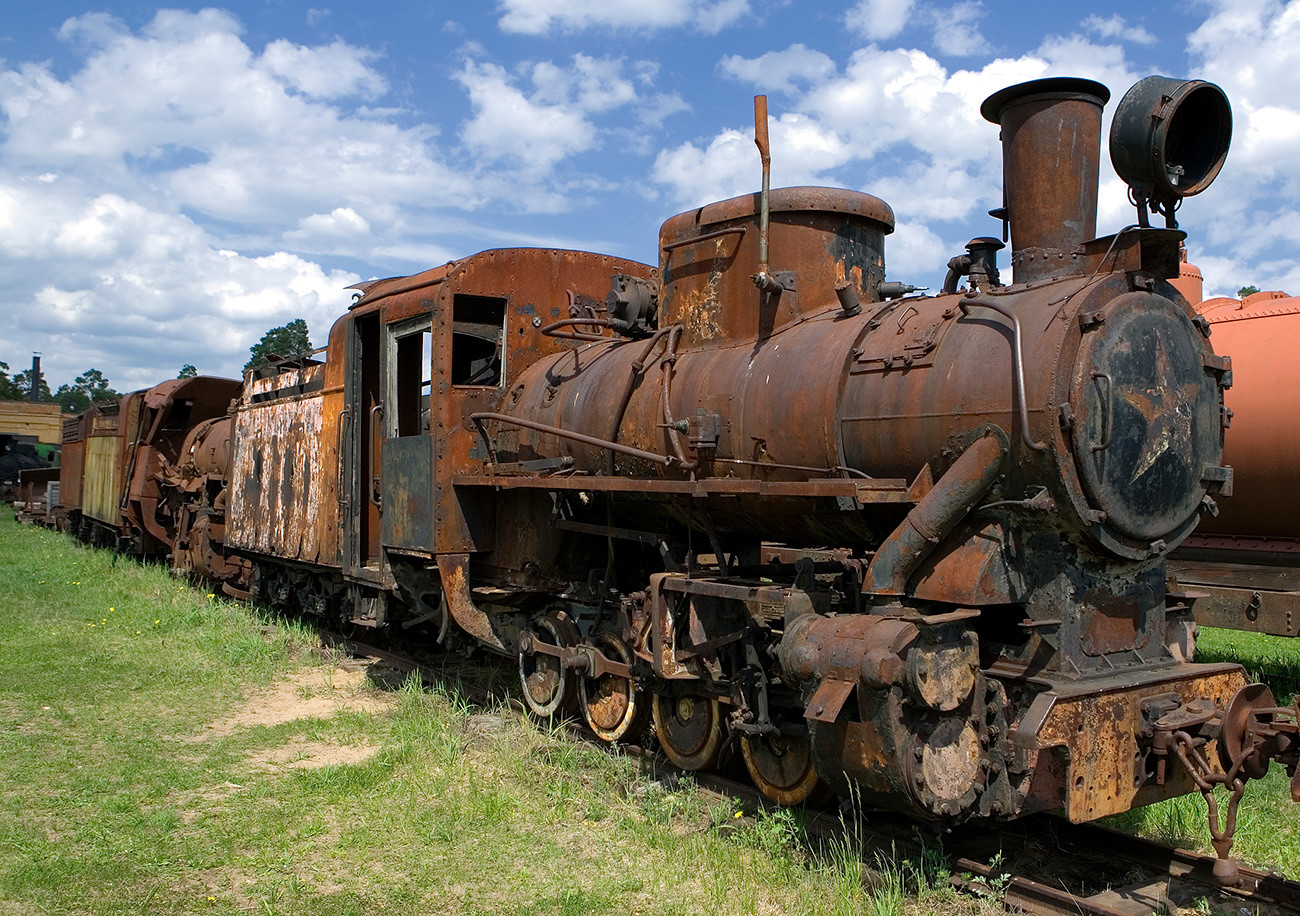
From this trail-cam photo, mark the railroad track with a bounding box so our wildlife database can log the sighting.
[328,633,1300,916]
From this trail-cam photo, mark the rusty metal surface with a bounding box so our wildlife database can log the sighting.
[228,361,343,565]
[1070,292,1227,543]
[45,73,1296,864]
[654,692,724,771]
[1153,288,1300,635]
[980,78,1109,283]
[435,553,507,651]
[657,186,894,346]
[380,435,433,552]
[863,431,1006,596]
[57,413,88,517]
[495,249,1225,572]
[1017,664,1247,821]
[120,376,240,552]
[1170,555,1300,635]
[165,415,246,588]
[1169,578,1300,637]
[12,467,58,523]
[740,732,822,805]
[345,247,659,563]
[777,609,1002,818]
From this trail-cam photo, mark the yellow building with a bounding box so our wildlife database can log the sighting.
[0,401,64,444]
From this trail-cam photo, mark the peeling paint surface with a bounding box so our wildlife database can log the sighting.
[228,365,340,566]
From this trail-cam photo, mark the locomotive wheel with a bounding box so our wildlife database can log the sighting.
[741,731,823,805]
[579,633,645,743]
[519,611,580,719]
[653,692,724,771]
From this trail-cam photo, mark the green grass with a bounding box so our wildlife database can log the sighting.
[1196,625,1300,701]
[0,515,992,916]
[1105,765,1299,876]
[5,511,1294,915]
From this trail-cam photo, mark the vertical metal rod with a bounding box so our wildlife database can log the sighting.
[754,95,771,275]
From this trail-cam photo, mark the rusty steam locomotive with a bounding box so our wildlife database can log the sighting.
[50,75,1298,884]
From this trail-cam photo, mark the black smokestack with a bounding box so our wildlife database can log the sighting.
[29,354,40,403]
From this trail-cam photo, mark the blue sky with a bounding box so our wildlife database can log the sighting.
[2,0,1297,390]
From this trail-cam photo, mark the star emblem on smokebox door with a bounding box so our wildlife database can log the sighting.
[1118,333,1201,484]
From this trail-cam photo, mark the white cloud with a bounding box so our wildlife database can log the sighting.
[2,10,680,388]
[1,182,356,388]
[1082,14,1156,45]
[496,0,749,34]
[1188,1,1300,174]
[694,0,751,33]
[930,2,989,57]
[845,0,915,41]
[261,39,387,99]
[457,60,597,174]
[719,45,837,95]
[659,43,1009,212]
[650,111,855,211]
[1029,34,1133,99]
[455,53,673,196]
[640,93,692,127]
[283,208,373,253]
[659,28,1160,288]
[531,55,638,112]
[845,0,988,58]
[0,9,459,228]
[652,128,762,208]
[1177,0,1300,291]
[884,219,948,281]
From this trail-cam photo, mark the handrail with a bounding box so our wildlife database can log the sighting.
[471,412,679,469]
[660,226,747,253]
[336,408,350,507]
[540,318,619,342]
[368,405,383,508]
[959,294,1047,452]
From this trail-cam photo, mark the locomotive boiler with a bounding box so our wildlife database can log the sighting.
[50,74,1299,886]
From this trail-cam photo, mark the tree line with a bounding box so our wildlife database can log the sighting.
[0,319,311,411]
